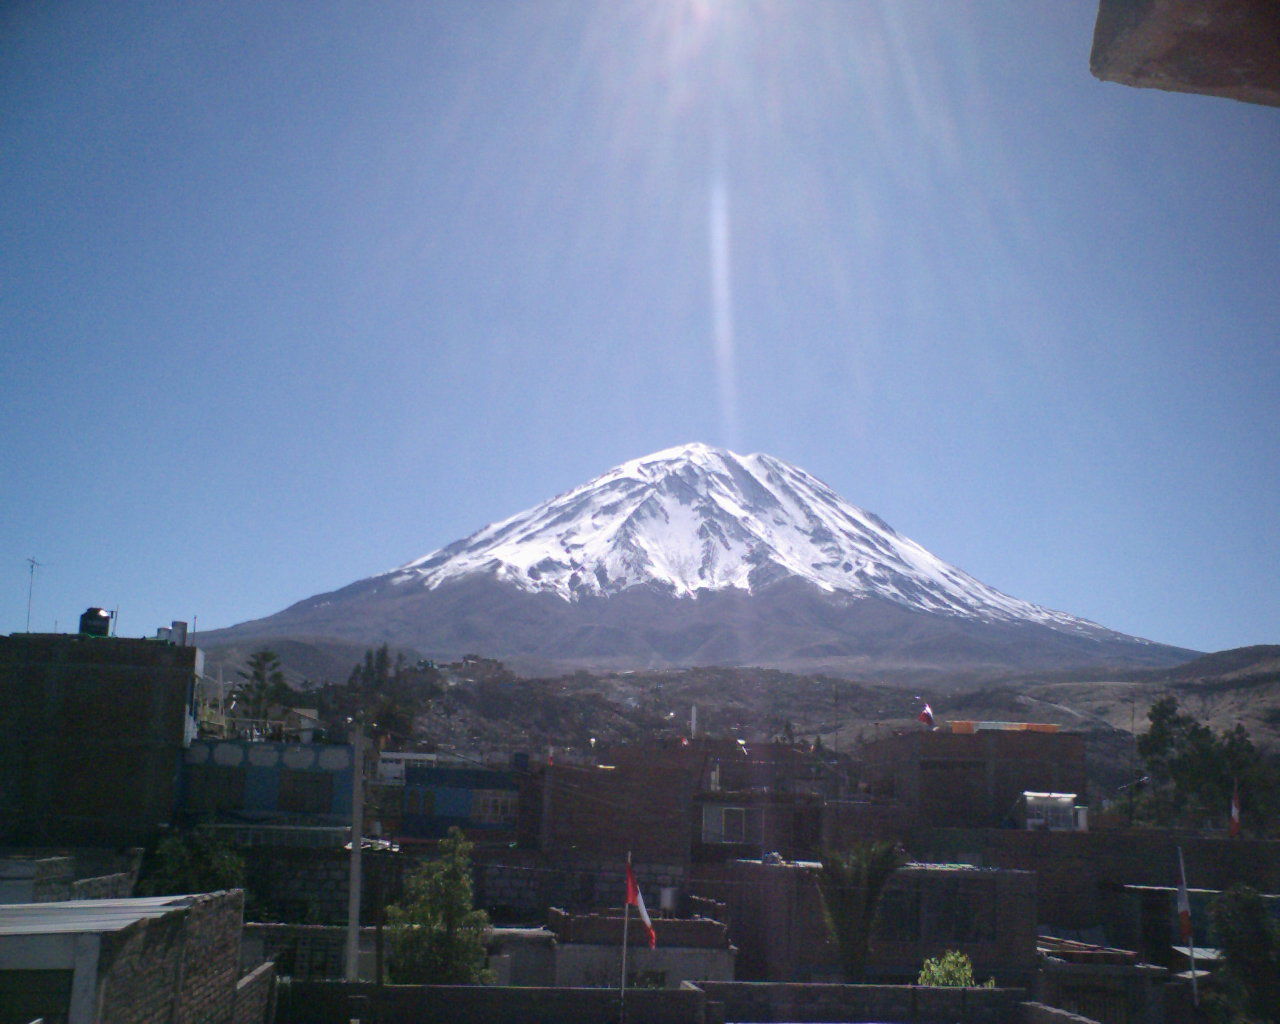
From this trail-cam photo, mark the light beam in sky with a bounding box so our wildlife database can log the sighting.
[709,170,738,448]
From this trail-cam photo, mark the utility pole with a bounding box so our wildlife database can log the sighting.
[24,557,41,632]
[345,722,366,981]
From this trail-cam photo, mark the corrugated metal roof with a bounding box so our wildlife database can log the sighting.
[0,895,199,935]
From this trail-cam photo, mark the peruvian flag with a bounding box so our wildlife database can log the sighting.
[1229,780,1241,838]
[918,703,934,727]
[625,862,656,949]
[1177,864,1193,945]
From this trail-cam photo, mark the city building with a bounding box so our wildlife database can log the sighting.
[859,722,1087,829]
[0,624,202,846]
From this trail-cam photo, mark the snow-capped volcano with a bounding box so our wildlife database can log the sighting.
[387,443,1092,634]
[205,443,1196,681]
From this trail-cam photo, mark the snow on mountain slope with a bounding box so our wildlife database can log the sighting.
[378,443,1113,637]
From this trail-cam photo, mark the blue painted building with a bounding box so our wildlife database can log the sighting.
[181,739,354,826]
[400,764,519,840]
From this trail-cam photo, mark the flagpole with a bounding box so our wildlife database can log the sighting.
[1178,846,1199,1006]
[620,851,632,1024]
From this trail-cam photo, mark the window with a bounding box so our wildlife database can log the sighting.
[701,804,761,844]
[471,788,517,825]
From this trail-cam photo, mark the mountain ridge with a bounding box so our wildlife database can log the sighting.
[200,443,1196,681]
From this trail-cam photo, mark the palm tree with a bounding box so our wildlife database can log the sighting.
[817,841,906,982]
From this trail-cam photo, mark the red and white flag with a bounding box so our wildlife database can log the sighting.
[1229,780,1241,838]
[918,703,934,727]
[1177,860,1193,945]
[625,862,656,949]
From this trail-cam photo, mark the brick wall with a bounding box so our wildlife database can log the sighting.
[233,961,276,1024]
[822,799,915,847]
[71,872,135,900]
[690,861,1037,984]
[913,828,1280,931]
[474,847,686,920]
[541,764,694,861]
[96,890,245,1024]
[547,907,730,947]
[862,730,1087,829]
[0,634,197,846]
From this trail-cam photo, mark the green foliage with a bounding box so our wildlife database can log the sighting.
[386,827,492,984]
[917,949,995,987]
[137,826,245,896]
[1206,885,1280,1023]
[232,648,291,721]
[327,644,442,743]
[817,841,906,982]
[1135,697,1277,833]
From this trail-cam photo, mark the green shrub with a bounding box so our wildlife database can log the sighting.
[917,950,994,987]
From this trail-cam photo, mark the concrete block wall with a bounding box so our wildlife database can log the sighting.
[243,846,351,924]
[698,982,1026,1024]
[242,923,375,980]
[275,980,708,1024]
[0,855,74,903]
[1019,1003,1105,1024]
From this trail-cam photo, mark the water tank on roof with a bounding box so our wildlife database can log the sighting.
[79,607,111,637]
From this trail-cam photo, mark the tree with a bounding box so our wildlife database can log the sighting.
[1208,885,1280,1023]
[816,841,906,982]
[137,826,245,896]
[386,827,492,984]
[232,648,290,722]
[1135,697,1271,831]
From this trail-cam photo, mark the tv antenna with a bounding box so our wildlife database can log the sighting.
[25,557,43,632]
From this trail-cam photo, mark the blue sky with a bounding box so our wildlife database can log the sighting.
[2,2,1276,656]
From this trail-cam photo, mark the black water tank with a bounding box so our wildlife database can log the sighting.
[79,607,111,637]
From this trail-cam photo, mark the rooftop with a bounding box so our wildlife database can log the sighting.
[0,894,202,935]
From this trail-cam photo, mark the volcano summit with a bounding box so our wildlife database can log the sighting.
[207,444,1195,681]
